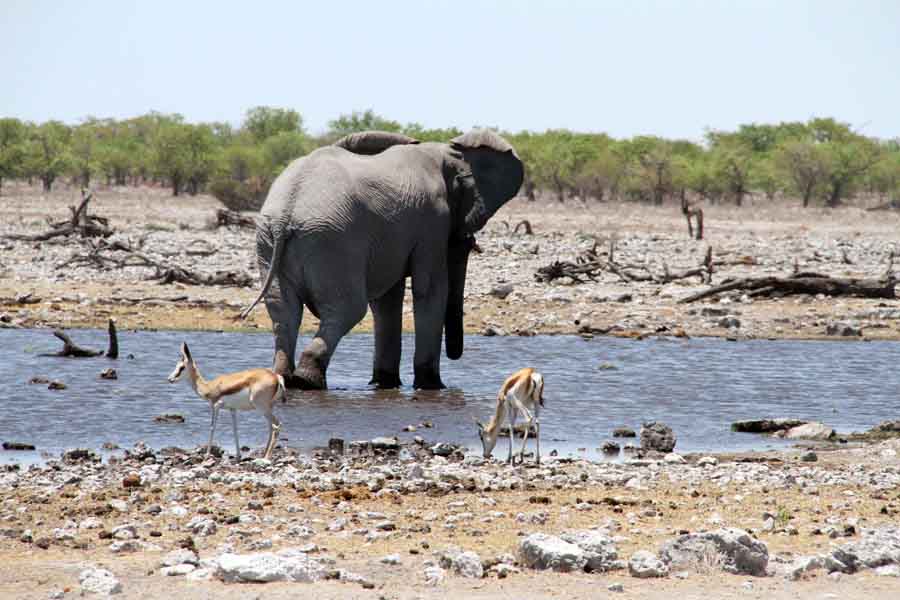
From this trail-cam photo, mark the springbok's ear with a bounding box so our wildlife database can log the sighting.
[181,342,192,362]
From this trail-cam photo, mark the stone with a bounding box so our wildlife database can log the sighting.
[801,451,818,462]
[160,548,199,567]
[214,552,325,583]
[731,419,807,433]
[424,565,445,586]
[518,533,587,572]
[121,473,141,488]
[628,550,669,578]
[872,420,900,433]
[186,516,217,536]
[2,442,35,451]
[489,284,515,299]
[659,528,768,576]
[99,368,117,380]
[697,456,718,466]
[826,526,900,573]
[160,564,196,576]
[718,316,741,329]
[601,441,620,454]
[371,437,400,451]
[640,422,676,453]
[154,414,185,423]
[786,555,824,580]
[608,582,625,592]
[664,453,686,464]
[380,554,401,565]
[875,564,900,577]
[111,524,137,540]
[79,567,122,595]
[561,530,621,572]
[438,548,484,578]
[612,428,636,438]
[781,422,835,441]
[826,322,862,337]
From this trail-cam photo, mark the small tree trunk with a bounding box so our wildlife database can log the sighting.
[172,175,181,197]
[81,171,90,188]
[42,175,53,192]
[827,181,844,208]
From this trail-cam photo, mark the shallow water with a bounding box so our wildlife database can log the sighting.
[1,329,898,464]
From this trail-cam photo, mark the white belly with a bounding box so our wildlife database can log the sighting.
[219,389,254,411]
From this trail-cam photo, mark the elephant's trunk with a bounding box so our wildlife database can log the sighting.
[445,237,472,360]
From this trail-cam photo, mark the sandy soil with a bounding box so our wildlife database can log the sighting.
[3,182,900,341]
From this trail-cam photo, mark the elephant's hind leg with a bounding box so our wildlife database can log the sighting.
[265,284,303,387]
[296,298,367,390]
[370,278,405,389]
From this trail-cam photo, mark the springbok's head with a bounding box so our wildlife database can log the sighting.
[167,342,193,383]
[475,419,498,459]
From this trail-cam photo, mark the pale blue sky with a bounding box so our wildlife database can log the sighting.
[2,0,898,140]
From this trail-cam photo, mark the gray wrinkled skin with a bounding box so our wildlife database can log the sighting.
[245,130,523,390]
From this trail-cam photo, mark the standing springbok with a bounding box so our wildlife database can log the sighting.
[167,342,286,460]
[477,368,544,464]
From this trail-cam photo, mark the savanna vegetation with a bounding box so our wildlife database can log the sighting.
[0,108,897,210]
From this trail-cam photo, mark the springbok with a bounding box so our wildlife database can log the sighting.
[477,368,544,464]
[167,342,286,460]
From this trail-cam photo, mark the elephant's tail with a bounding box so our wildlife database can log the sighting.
[239,226,285,320]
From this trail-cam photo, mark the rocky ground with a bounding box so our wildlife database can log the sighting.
[4,182,900,340]
[2,434,900,599]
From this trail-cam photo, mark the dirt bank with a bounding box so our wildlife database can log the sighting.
[3,183,900,341]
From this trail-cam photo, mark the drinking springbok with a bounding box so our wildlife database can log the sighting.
[167,342,285,460]
[476,368,544,464]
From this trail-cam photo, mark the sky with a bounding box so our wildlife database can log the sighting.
[2,0,899,141]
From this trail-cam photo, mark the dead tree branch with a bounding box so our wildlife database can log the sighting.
[4,190,113,241]
[678,274,896,304]
[39,318,119,358]
[681,193,704,240]
[216,209,256,229]
[513,219,534,235]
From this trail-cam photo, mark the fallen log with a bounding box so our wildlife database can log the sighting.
[679,274,896,304]
[40,318,119,358]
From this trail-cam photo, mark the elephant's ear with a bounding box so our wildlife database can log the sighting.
[333,131,420,155]
[450,130,524,234]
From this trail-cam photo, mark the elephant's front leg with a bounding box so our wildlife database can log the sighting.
[411,261,448,390]
[370,278,405,389]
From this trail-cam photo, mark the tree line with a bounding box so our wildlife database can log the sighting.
[0,108,897,209]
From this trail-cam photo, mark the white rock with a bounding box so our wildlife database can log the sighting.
[160,564,196,576]
[214,552,325,583]
[79,567,122,595]
[424,565,445,586]
[518,533,587,572]
[629,551,668,578]
[160,548,199,567]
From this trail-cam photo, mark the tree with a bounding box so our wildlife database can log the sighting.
[402,124,463,143]
[260,131,311,179]
[528,130,599,202]
[820,138,881,207]
[150,119,190,196]
[0,118,28,194]
[242,107,304,143]
[616,136,678,205]
[775,139,828,207]
[706,131,756,206]
[326,110,402,140]
[70,119,104,188]
[24,121,72,192]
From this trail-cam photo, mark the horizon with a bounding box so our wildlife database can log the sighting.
[2,1,899,141]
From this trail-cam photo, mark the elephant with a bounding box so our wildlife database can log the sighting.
[240,129,524,390]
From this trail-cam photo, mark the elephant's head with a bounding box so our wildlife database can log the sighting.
[444,130,524,360]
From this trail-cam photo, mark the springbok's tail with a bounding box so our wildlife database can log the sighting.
[276,374,287,403]
[239,228,285,320]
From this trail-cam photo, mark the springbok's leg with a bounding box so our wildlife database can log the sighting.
[207,404,220,456]
[507,408,516,465]
[263,411,281,459]
[535,419,541,465]
[519,409,532,464]
[231,409,241,461]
